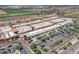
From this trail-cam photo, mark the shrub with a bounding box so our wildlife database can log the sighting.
[63,45,67,50]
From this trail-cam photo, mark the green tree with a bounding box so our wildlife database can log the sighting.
[54,41,60,46]
[15,42,22,50]
[63,45,67,50]
[67,42,72,47]
[43,48,48,52]
[77,36,79,40]
[27,37,33,43]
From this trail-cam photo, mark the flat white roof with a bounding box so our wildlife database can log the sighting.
[31,21,53,29]
[27,24,60,36]
[42,16,58,21]
[50,18,64,23]
[27,20,73,36]
[8,31,15,37]
[0,26,11,32]
[16,26,32,33]
[4,33,9,38]
[13,20,41,27]
[58,20,73,26]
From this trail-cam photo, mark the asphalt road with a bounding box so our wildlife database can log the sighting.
[48,32,79,54]
[61,40,79,54]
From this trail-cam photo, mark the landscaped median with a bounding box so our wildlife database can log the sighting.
[56,35,79,53]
